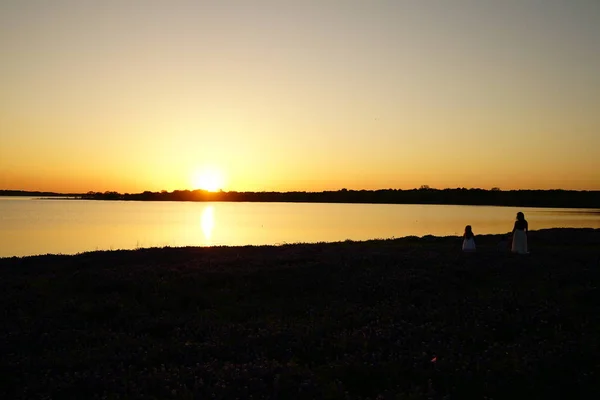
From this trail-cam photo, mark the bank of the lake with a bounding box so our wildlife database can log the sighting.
[1,228,599,399]
[4,188,600,209]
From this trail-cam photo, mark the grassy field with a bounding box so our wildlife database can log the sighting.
[1,228,599,399]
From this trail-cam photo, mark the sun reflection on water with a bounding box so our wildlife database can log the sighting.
[201,205,215,243]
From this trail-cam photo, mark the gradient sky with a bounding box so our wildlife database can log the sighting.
[1,0,599,193]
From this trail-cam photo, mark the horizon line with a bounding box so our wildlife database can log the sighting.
[3,187,600,195]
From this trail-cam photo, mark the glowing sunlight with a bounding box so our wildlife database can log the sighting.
[192,168,224,192]
[200,205,215,242]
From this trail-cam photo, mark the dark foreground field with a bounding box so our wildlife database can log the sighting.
[1,229,599,399]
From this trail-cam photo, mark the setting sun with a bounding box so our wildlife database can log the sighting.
[192,168,224,192]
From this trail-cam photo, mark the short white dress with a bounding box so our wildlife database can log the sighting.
[462,237,476,252]
[511,229,528,254]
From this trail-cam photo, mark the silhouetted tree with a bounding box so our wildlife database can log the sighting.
[70,187,600,208]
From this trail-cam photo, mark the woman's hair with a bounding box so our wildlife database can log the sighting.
[464,225,473,238]
[516,212,525,221]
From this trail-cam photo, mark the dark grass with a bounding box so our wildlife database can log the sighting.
[1,228,599,399]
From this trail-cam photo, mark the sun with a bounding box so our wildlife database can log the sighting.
[193,168,224,192]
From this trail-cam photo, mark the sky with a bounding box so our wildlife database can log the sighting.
[1,0,599,193]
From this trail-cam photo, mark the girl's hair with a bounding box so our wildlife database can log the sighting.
[464,225,474,238]
[516,212,525,221]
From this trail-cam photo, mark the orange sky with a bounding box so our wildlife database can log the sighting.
[1,0,599,193]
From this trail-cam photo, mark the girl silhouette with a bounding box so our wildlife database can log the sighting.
[511,212,529,254]
[462,225,476,252]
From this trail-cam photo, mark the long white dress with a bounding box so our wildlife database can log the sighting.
[511,229,528,254]
[462,237,476,252]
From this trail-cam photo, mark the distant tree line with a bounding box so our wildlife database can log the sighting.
[0,190,78,197]
[76,188,600,209]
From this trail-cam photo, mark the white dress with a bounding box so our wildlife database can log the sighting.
[511,229,528,254]
[462,237,476,252]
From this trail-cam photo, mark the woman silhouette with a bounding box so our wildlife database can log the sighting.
[511,212,529,254]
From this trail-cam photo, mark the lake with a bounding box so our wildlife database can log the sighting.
[1,196,599,258]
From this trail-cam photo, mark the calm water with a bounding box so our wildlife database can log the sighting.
[1,196,599,258]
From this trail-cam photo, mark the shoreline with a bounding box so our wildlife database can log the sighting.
[44,197,600,210]
[4,194,598,211]
[1,228,599,398]
[2,227,599,261]
[4,189,600,209]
